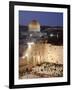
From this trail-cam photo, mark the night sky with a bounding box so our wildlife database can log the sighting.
[19,11,63,26]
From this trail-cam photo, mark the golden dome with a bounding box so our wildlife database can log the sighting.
[28,20,40,31]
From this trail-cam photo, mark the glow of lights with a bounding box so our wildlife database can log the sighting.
[22,53,28,59]
[25,53,28,57]
[30,34,32,37]
[50,33,54,37]
[22,56,25,59]
[57,34,58,38]
[27,42,34,49]
[40,34,42,37]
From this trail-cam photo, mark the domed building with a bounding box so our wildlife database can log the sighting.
[28,20,40,32]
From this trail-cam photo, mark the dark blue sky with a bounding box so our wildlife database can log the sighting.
[19,11,63,26]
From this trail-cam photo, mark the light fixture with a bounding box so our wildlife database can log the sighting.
[50,33,54,37]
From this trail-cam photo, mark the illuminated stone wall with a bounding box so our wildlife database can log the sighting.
[22,44,63,66]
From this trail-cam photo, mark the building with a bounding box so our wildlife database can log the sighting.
[28,20,40,32]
